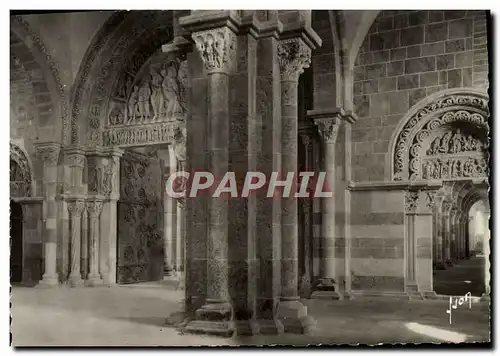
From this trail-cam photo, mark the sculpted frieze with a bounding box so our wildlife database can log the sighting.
[103,122,177,147]
[422,157,487,180]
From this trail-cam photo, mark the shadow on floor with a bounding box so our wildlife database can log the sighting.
[434,256,486,296]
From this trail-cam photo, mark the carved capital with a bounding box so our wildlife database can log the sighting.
[442,200,452,214]
[424,191,437,211]
[86,200,104,218]
[36,144,61,165]
[314,117,340,143]
[301,134,312,148]
[65,153,86,168]
[67,200,85,217]
[405,190,420,214]
[278,38,311,82]
[192,27,236,73]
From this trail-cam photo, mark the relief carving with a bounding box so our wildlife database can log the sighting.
[192,27,236,73]
[427,129,483,156]
[278,38,312,82]
[422,157,487,180]
[86,200,104,218]
[314,118,340,143]
[393,94,489,181]
[67,200,85,217]
[10,143,32,197]
[103,122,176,147]
[36,144,61,165]
[405,191,420,214]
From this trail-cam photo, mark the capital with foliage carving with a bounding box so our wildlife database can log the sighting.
[67,199,85,217]
[35,143,61,165]
[424,190,438,212]
[314,117,340,144]
[86,200,104,218]
[278,38,311,82]
[192,27,236,73]
[405,190,420,214]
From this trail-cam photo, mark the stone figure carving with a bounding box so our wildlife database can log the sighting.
[150,70,163,121]
[177,60,188,114]
[138,82,151,121]
[421,157,486,180]
[193,28,236,72]
[127,85,140,124]
[162,65,180,118]
[109,107,124,126]
[427,130,484,155]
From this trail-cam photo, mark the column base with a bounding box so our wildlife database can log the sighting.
[68,275,84,287]
[85,276,104,287]
[276,299,315,334]
[184,302,235,337]
[36,275,59,287]
[343,291,356,300]
[422,291,439,299]
[250,319,284,335]
[311,278,341,300]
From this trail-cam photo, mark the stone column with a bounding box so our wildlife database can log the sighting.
[450,206,458,262]
[184,25,236,336]
[81,208,89,278]
[164,174,175,276]
[298,133,313,297]
[483,211,490,295]
[442,201,452,265]
[98,148,123,285]
[86,199,104,286]
[35,143,61,287]
[309,109,343,300]
[404,190,420,298]
[276,37,314,333]
[419,190,437,297]
[176,198,185,278]
[67,199,85,286]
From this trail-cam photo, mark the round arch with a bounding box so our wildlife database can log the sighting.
[388,88,490,181]
[69,10,175,147]
[10,141,35,198]
[10,16,66,144]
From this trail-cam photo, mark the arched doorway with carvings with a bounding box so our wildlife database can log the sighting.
[69,10,187,287]
[390,88,489,298]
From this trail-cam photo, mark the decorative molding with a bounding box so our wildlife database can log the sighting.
[10,142,33,198]
[405,190,420,214]
[392,93,489,181]
[278,38,311,82]
[192,27,236,73]
[11,16,68,144]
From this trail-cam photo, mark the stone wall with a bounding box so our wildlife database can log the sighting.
[351,10,489,182]
[350,189,406,291]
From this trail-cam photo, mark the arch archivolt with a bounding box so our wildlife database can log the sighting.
[391,90,490,182]
[70,11,175,147]
[10,141,34,198]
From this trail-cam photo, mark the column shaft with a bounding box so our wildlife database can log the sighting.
[36,143,61,287]
[68,200,85,286]
[86,200,104,286]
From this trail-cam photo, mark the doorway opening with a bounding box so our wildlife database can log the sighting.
[10,200,23,284]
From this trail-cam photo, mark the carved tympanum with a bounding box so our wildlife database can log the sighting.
[393,93,489,181]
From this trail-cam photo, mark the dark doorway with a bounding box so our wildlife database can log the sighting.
[10,200,23,284]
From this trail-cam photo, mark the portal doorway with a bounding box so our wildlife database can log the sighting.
[10,200,23,284]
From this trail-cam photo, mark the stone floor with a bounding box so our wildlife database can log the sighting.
[434,256,486,296]
[11,281,490,347]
